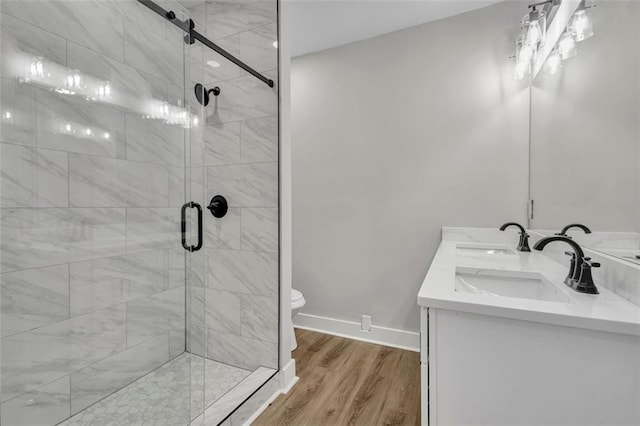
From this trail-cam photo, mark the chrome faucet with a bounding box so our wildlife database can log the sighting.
[533,236,600,294]
[499,222,531,252]
[556,223,592,237]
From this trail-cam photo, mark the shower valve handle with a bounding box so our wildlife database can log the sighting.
[207,195,228,218]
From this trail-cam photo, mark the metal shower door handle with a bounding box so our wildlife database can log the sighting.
[181,202,203,252]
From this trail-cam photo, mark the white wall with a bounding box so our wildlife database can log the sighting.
[292,1,530,332]
[530,1,640,233]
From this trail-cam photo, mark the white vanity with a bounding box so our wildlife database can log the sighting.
[418,227,640,426]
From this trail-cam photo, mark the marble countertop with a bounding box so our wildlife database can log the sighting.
[417,228,640,336]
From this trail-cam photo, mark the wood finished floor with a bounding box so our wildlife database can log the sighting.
[254,329,421,426]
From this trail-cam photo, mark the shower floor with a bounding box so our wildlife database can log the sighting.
[59,353,252,426]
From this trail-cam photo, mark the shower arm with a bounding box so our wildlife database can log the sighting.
[137,0,275,88]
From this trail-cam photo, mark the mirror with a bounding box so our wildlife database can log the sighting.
[529,0,640,264]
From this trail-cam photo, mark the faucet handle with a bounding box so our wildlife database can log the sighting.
[582,257,600,268]
[575,257,600,295]
[563,251,577,286]
[517,232,531,252]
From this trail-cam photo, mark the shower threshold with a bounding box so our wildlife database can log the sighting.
[58,353,275,425]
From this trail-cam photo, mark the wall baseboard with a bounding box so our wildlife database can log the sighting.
[293,313,420,352]
[279,359,299,394]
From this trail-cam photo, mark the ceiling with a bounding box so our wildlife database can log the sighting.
[290,0,503,57]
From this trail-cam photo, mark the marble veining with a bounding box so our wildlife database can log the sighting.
[69,249,170,317]
[203,35,242,83]
[204,74,277,124]
[0,12,67,79]
[1,264,70,338]
[204,0,276,40]
[35,89,126,159]
[126,114,185,166]
[238,23,277,73]
[205,288,241,334]
[1,0,125,61]
[240,293,278,343]
[207,162,278,207]
[0,208,127,273]
[206,207,241,249]
[241,115,278,163]
[206,328,277,370]
[124,20,183,87]
[0,1,280,424]
[126,208,180,253]
[0,376,71,426]
[204,121,241,166]
[1,304,126,402]
[206,249,278,298]
[0,144,68,208]
[68,154,169,208]
[126,286,185,347]
[240,208,278,252]
[0,78,37,147]
[67,40,170,105]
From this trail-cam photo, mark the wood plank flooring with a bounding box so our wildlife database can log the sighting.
[253,329,421,426]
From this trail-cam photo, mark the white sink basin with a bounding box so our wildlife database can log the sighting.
[456,244,515,256]
[455,267,573,303]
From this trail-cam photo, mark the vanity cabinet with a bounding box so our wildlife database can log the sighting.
[420,306,640,425]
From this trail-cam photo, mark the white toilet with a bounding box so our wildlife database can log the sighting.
[290,289,306,350]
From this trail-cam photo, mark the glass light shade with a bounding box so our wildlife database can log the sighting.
[543,50,563,75]
[523,9,546,47]
[558,32,577,60]
[570,9,594,42]
[516,35,536,64]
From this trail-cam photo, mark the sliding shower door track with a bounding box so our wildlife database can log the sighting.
[137,0,275,88]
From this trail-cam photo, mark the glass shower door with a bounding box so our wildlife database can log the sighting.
[183,0,280,421]
[0,1,196,424]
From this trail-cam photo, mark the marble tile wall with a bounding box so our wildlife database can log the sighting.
[0,1,191,424]
[183,0,279,373]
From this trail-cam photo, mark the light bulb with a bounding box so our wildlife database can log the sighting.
[544,50,562,75]
[570,9,594,42]
[272,41,278,49]
[103,132,110,139]
[4,111,12,120]
[523,9,546,47]
[65,123,72,132]
[558,32,577,60]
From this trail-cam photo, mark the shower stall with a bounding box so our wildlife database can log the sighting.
[0,0,280,424]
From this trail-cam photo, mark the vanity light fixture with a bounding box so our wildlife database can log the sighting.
[513,0,595,80]
[523,7,546,47]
